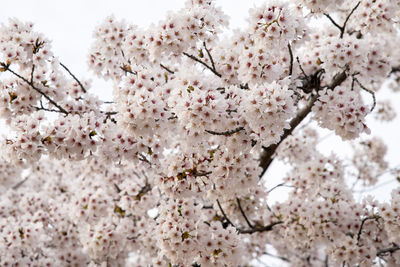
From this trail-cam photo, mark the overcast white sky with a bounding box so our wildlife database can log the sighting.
[2,0,400,202]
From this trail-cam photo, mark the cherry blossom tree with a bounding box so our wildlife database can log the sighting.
[1,0,400,266]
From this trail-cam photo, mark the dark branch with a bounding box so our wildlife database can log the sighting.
[324,2,361,39]
[377,243,400,257]
[138,153,151,165]
[287,43,294,76]
[353,77,376,111]
[390,65,400,75]
[216,199,236,228]
[12,177,29,190]
[205,126,244,136]
[183,52,222,78]
[135,182,152,201]
[120,65,136,75]
[160,63,175,74]
[236,198,253,229]
[267,183,294,193]
[259,66,349,179]
[31,105,64,113]
[114,183,122,193]
[263,251,290,262]
[259,94,318,179]
[238,221,283,234]
[6,67,69,115]
[203,41,219,76]
[356,215,380,245]
[59,62,87,93]
[30,64,35,83]
[323,14,342,33]
[193,170,212,177]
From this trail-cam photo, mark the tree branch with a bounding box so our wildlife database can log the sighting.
[203,41,219,76]
[324,2,361,39]
[377,243,400,257]
[183,51,222,78]
[12,177,29,190]
[356,215,380,245]
[236,198,254,229]
[160,63,175,74]
[6,67,69,115]
[287,43,294,76]
[205,126,244,136]
[59,62,87,93]
[238,221,283,234]
[216,199,236,228]
[353,77,376,111]
[259,66,349,179]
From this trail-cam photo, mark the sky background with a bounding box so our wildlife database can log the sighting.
[1,0,399,204]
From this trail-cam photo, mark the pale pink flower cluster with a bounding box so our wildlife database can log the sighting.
[352,137,389,185]
[156,199,243,266]
[0,0,400,266]
[241,79,295,147]
[374,99,396,122]
[313,87,370,140]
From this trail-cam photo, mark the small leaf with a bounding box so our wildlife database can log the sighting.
[8,92,17,103]
[212,248,222,256]
[41,136,52,144]
[187,85,195,93]
[18,227,24,239]
[198,49,204,58]
[114,205,126,217]
[181,231,190,241]
[41,80,48,87]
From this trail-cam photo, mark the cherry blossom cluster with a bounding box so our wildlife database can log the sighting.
[351,137,389,186]
[312,86,370,140]
[240,79,295,147]
[0,0,400,266]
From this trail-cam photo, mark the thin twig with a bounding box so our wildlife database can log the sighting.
[30,64,35,83]
[6,67,69,115]
[263,251,290,262]
[205,126,244,136]
[267,183,294,193]
[377,243,400,257]
[353,78,376,111]
[59,62,87,93]
[324,2,361,38]
[120,65,136,75]
[296,57,308,78]
[238,221,283,234]
[323,14,342,32]
[114,183,122,193]
[203,41,218,75]
[216,199,236,228]
[356,215,380,245]
[31,105,64,113]
[12,177,29,190]
[183,52,222,78]
[193,170,212,177]
[236,198,253,229]
[341,2,361,38]
[287,43,294,76]
[160,63,175,74]
[138,153,151,165]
